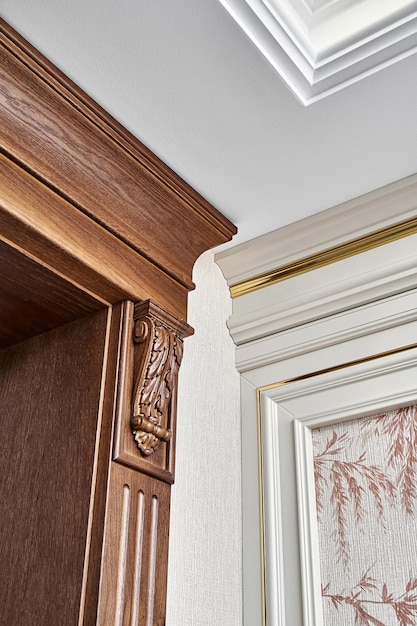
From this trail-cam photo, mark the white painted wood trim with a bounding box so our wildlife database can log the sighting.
[260,347,417,625]
[225,174,417,626]
[215,173,417,287]
[260,396,304,625]
[260,395,287,626]
[241,375,264,626]
[294,418,322,626]
[229,232,417,347]
[235,288,417,371]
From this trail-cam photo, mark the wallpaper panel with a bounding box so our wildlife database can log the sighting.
[166,250,242,626]
[313,406,417,626]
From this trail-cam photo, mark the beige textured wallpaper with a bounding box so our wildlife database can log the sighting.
[166,250,242,625]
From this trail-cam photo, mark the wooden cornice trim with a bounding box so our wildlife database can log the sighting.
[0,153,190,320]
[0,20,233,240]
[0,19,236,291]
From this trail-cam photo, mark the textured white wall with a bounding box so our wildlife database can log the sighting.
[166,250,242,625]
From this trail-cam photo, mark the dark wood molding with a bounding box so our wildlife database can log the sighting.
[0,20,233,241]
[0,152,190,320]
[113,301,191,484]
[131,301,192,459]
[0,18,237,625]
[0,18,236,317]
[0,238,102,348]
[97,462,172,626]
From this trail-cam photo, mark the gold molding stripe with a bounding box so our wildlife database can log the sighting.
[257,342,417,395]
[256,340,417,626]
[256,386,267,626]
[231,214,417,298]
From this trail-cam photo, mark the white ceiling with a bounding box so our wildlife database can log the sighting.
[2,0,417,247]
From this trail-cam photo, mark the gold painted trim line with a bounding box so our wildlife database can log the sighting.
[256,386,267,626]
[258,341,417,395]
[256,340,417,626]
[231,214,417,298]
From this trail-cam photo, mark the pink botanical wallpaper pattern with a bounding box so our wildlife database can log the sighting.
[312,405,417,626]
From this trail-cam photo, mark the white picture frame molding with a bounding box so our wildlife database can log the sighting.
[217,181,417,625]
[259,346,417,626]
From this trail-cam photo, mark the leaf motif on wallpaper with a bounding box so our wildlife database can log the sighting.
[323,572,417,626]
[314,431,396,567]
[360,405,417,516]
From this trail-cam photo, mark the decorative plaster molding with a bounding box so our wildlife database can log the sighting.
[227,231,417,348]
[235,289,417,372]
[216,172,417,290]
[228,169,417,626]
[240,294,417,625]
[217,0,417,103]
[228,213,417,299]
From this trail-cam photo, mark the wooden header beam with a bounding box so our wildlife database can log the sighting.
[0,18,236,322]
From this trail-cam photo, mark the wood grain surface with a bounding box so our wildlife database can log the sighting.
[0,310,108,625]
[113,301,192,485]
[0,152,189,321]
[0,238,103,347]
[0,18,237,625]
[97,462,171,626]
[0,19,236,293]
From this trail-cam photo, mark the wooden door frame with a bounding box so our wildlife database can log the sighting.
[0,19,236,624]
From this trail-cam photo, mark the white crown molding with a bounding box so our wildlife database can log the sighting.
[215,172,417,287]
[217,0,417,103]
[235,288,417,372]
[227,232,417,346]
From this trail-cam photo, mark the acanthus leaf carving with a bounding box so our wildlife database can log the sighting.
[131,301,189,457]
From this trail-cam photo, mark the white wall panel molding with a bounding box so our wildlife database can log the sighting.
[259,346,417,625]
[217,0,417,103]
[228,231,417,347]
[215,173,417,289]
[240,375,263,626]
[240,317,417,626]
[235,288,417,373]
[223,182,417,626]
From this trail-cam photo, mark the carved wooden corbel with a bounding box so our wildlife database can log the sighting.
[131,301,192,457]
